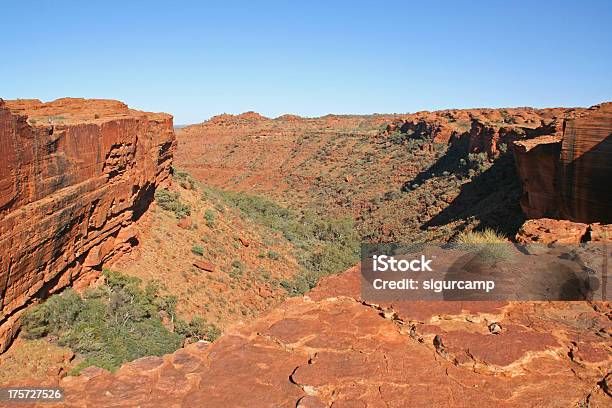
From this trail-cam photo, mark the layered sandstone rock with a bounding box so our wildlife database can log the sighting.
[515,218,590,244]
[513,136,563,219]
[559,103,612,224]
[175,106,582,243]
[512,103,612,244]
[6,102,609,407]
[513,103,612,223]
[41,266,611,407]
[515,218,612,245]
[390,107,573,155]
[0,98,175,352]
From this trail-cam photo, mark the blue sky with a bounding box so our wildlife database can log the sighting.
[1,1,611,124]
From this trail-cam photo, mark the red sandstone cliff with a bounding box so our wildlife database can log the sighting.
[388,107,575,155]
[513,103,612,244]
[0,98,175,352]
[559,103,612,224]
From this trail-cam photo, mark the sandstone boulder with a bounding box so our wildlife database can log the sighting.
[177,216,193,229]
[515,218,589,244]
[193,260,214,272]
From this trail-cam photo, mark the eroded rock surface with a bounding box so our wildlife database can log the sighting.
[513,103,612,245]
[0,98,175,352]
[390,107,574,156]
[42,266,611,407]
[515,218,591,244]
[515,218,612,247]
[175,112,404,195]
[176,107,577,195]
[513,103,612,223]
[559,103,612,224]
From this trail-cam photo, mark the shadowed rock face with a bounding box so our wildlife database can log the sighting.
[0,98,176,352]
[513,103,612,244]
[513,103,612,224]
[176,107,576,195]
[39,267,611,407]
[559,103,612,224]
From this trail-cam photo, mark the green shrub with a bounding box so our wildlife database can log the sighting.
[21,270,219,374]
[191,245,204,256]
[468,152,490,172]
[208,188,360,295]
[154,189,191,219]
[204,209,216,228]
[229,260,244,279]
[175,316,220,342]
[267,250,280,260]
[173,169,197,190]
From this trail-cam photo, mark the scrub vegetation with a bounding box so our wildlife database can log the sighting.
[21,269,219,374]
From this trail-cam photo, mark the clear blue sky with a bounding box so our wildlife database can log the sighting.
[1,1,611,124]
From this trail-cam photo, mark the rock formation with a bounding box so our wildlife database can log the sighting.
[389,107,575,155]
[516,218,612,245]
[0,98,175,352]
[513,136,563,219]
[513,103,612,222]
[513,103,612,243]
[559,103,612,224]
[2,101,610,406]
[175,107,587,242]
[39,266,611,407]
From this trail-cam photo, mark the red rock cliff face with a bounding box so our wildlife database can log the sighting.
[513,103,612,223]
[513,135,563,219]
[558,103,612,223]
[0,98,175,352]
[391,107,574,156]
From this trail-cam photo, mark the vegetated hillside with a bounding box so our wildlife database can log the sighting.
[111,169,360,325]
[176,107,580,242]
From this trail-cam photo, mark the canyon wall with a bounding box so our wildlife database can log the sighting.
[559,103,612,224]
[0,98,175,352]
[7,103,609,406]
[391,107,573,155]
[513,103,612,223]
[513,103,612,243]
